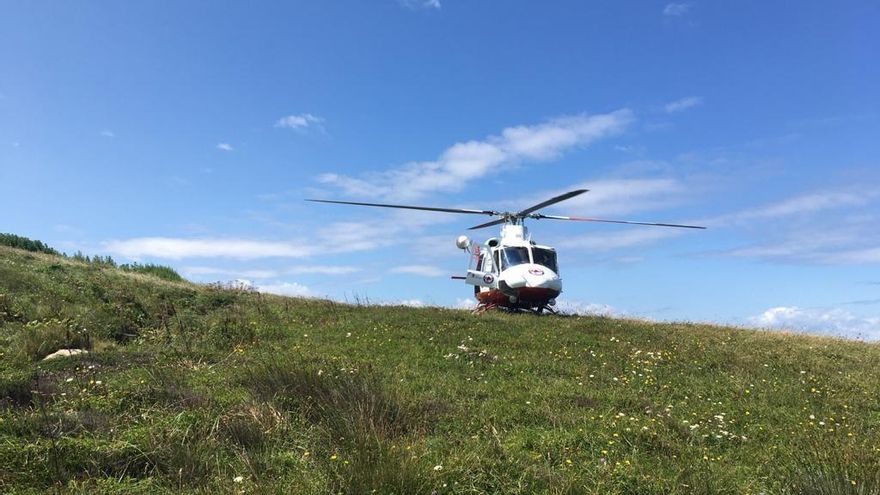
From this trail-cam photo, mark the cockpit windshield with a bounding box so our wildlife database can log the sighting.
[531,248,558,273]
[500,247,530,270]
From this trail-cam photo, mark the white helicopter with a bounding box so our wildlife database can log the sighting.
[309,189,705,314]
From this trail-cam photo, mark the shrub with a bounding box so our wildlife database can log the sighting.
[126,367,207,410]
[0,371,37,409]
[786,436,880,495]
[0,233,60,256]
[242,360,416,439]
[241,359,430,493]
[120,263,183,282]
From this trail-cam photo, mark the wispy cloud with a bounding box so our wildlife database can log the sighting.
[399,0,440,9]
[537,178,687,217]
[663,3,691,16]
[749,306,880,340]
[555,300,621,317]
[100,129,115,138]
[275,113,324,131]
[288,265,362,275]
[216,143,234,152]
[183,265,361,278]
[843,297,880,306]
[556,228,682,252]
[104,209,450,262]
[711,188,880,265]
[315,221,399,253]
[318,109,634,201]
[220,278,315,298]
[820,247,880,264]
[255,281,314,297]
[710,190,872,226]
[182,266,279,279]
[105,238,312,260]
[664,96,702,113]
[454,298,476,310]
[390,265,448,277]
[398,299,427,307]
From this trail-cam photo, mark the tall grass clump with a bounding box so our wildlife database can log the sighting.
[120,262,184,282]
[786,436,880,495]
[242,358,432,493]
[12,319,92,362]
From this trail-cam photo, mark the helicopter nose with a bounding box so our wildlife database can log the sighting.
[525,266,561,290]
[503,264,561,291]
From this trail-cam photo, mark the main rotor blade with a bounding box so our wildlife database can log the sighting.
[536,214,706,229]
[307,199,498,216]
[516,189,589,216]
[468,218,508,230]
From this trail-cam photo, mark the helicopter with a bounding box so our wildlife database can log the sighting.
[308,189,705,314]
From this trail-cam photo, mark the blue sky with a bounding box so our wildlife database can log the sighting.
[2,1,879,339]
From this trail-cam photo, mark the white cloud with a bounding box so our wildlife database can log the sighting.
[104,208,454,264]
[713,188,880,265]
[749,306,880,340]
[182,266,279,279]
[104,237,312,260]
[287,265,362,275]
[275,113,324,130]
[770,191,866,216]
[182,265,361,278]
[255,281,314,297]
[536,178,686,217]
[217,143,234,151]
[555,300,621,317]
[663,3,690,16]
[390,265,447,277]
[724,228,880,265]
[373,298,428,307]
[664,96,702,113]
[454,298,477,310]
[399,299,427,307]
[316,221,398,253]
[711,190,872,225]
[556,225,683,252]
[100,129,115,138]
[399,0,440,9]
[816,247,880,264]
[319,109,634,201]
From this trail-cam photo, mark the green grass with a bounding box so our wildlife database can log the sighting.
[0,244,878,494]
[119,263,184,282]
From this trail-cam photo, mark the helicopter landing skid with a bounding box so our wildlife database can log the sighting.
[473,303,557,315]
[473,302,501,314]
[534,305,557,315]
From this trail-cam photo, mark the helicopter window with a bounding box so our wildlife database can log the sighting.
[481,253,493,273]
[500,247,530,270]
[531,248,558,273]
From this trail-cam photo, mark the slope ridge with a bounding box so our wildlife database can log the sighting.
[1,245,878,494]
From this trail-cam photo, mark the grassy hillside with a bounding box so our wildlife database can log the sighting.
[1,244,878,494]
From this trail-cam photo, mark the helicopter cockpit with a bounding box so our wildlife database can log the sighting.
[475,246,558,274]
